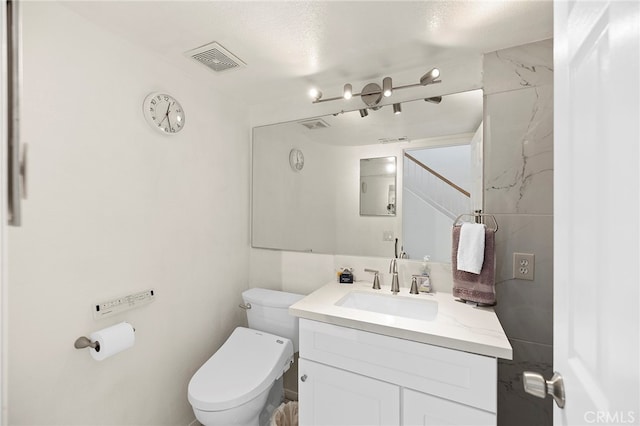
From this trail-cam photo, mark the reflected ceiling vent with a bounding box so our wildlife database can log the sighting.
[378,136,409,144]
[298,119,330,130]
[185,42,246,73]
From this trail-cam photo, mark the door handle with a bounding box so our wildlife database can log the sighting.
[523,371,566,408]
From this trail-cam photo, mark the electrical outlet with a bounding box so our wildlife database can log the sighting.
[513,253,535,280]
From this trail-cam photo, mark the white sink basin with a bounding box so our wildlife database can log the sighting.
[335,291,438,321]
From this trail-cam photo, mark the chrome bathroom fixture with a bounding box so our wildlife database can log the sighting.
[309,68,441,108]
[425,96,442,104]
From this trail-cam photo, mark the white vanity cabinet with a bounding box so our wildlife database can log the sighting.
[299,358,400,425]
[298,319,498,426]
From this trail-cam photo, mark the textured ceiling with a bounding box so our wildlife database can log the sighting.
[59,1,552,141]
[62,1,553,109]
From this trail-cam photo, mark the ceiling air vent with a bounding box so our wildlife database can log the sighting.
[378,136,410,144]
[298,119,330,130]
[185,42,246,73]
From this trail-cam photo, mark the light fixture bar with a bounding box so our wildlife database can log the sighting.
[311,69,442,104]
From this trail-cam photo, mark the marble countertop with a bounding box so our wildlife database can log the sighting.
[289,281,512,360]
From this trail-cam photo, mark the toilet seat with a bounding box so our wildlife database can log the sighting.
[188,327,294,412]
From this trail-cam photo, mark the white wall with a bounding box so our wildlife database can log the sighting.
[252,125,336,253]
[402,189,453,263]
[8,3,249,425]
[0,2,7,424]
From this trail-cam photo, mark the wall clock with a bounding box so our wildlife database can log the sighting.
[289,148,304,172]
[143,92,185,134]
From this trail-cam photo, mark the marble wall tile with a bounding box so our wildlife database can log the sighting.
[484,85,554,215]
[484,39,553,95]
[492,214,554,346]
[498,338,553,426]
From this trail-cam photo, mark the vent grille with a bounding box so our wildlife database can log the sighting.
[186,42,245,73]
[378,136,410,144]
[299,119,330,130]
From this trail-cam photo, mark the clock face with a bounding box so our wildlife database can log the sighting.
[289,148,304,171]
[143,92,185,134]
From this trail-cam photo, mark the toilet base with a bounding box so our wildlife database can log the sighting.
[258,377,284,426]
[193,377,284,426]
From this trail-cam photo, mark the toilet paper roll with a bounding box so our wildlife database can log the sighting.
[89,322,135,361]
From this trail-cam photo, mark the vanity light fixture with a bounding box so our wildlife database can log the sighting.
[357,95,442,118]
[309,88,322,102]
[309,67,441,109]
[383,77,392,97]
[419,68,440,86]
[343,84,353,100]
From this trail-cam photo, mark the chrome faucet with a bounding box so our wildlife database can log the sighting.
[389,258,400,294]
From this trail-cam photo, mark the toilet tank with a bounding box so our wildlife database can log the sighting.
[242,288,305,352]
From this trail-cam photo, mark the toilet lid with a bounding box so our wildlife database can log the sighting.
[188,327,294,412]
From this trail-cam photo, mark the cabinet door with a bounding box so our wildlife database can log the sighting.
[299,358,400,426]
[402,388,495,426]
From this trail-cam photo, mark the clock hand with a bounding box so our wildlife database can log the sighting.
[163,102,173,131]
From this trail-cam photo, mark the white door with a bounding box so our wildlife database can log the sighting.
[298,358,400,426]
[553,1,640,425]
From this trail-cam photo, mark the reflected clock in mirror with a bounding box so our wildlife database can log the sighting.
[360,157,397,216]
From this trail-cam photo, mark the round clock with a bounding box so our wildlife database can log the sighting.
[143,92,185,134]
[289,148,304,172]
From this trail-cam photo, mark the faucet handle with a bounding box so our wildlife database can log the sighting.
[364,269,381,290]
[410,276,419,294]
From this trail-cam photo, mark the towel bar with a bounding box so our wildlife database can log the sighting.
[453,212,498,233]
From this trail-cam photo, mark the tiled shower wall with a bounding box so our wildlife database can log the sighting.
[483,39,554,425]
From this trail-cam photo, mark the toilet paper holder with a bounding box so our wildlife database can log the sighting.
[74,336,99,351]
[74,325,135,351]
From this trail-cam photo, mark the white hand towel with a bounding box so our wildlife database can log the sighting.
[456,223,486,274]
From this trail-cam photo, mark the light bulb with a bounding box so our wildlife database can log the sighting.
[383,77,392,97]
[343,84,352,100]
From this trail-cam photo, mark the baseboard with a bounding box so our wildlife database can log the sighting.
[187,418,201,426]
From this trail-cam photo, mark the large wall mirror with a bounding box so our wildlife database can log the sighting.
[251,89,483,262]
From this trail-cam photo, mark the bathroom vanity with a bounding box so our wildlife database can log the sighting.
[289,282,512,426]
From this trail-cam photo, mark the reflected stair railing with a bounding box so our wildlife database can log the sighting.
[403,152,471,221]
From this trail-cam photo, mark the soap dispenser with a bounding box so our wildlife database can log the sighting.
[418,255,432,293]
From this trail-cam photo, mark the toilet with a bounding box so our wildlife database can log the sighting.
[188,288,304,426]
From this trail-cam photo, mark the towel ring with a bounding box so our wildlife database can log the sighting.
[453,213,498,233]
